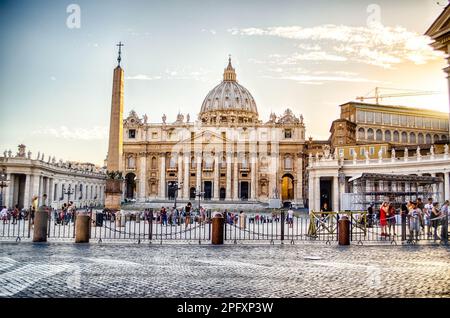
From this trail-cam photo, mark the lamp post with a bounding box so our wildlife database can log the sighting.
[63,184,75,205]
[168,181,183,209]
[0,168,9,208]
[195,187,205,212]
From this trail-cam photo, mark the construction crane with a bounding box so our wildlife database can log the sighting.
[356,87,441,105]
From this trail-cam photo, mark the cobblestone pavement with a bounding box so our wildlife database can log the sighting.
[0,242,449,298]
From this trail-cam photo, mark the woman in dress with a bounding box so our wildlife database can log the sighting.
[387,203,396,237]
[379,202,388,237]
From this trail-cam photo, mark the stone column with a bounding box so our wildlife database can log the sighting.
[296,155,303,205]
[23,174,31,209]
[438,173,444,203]
[314,176,321,212]
[233,153,239,200]
[226,151,232,200]
[177,153,183,199]
[38,175,44,205]
[445,172,450,201]
[45,178,51,204]
[2,173,12,208]
[31,174,40,204]
[250,152,257,201]
[213,152,220,200]
[159,153,166,199]
[432,173,438,202]
[332,176,339,212]
[196,152,202,193]
[139,154,147,202]
[308,172,314,212]
[183,153,190,200]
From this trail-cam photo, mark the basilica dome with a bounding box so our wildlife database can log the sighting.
[199,58,259,124]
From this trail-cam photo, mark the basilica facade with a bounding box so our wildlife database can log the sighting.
[119,59,307,206]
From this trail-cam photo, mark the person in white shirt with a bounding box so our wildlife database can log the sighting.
[287,208,294,228]
[424,198,434,236]
[0,206,8,224]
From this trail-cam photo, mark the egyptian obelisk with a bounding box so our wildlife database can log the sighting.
[105,42,124,211]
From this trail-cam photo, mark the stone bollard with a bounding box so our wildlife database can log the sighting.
[338,215,350,246]
[211,213,224,245]
[75,214,90,243]
[33,207,49,242]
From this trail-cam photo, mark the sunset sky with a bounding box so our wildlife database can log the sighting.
[0,0,448,165]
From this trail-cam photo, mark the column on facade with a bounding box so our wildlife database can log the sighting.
[183,152,190,200]
[437,173,444,203]
[196,152,202,193]
[431,173,438,202]
[177,153,183,200]
[233,152,239,200]
[213,152,220,200]
[308,172,314,212]
[159,152,166,199]
[444,172,450,201]
[226,151,232,200]
[23,174,31,209]
[314,176,321,212]
[48,178,54,207]
[31,174,40,205]
[45,177,51,205]
[38,175,44,204]
[332,176,339,212]
[296,155,303,205]
[250,152,257,201]
[3,173,11,208]
[139,154,147,202]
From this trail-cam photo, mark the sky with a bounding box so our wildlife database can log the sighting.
[0,0,448,166]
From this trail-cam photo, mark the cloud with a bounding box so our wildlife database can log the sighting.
[229,24,443,68]
[264,73,380,85]
[201,28,217,35]
[50,76,56,81]
[126,74,162,80]
[32,126,107,140]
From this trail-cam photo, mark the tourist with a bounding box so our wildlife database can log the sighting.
[161,206,167,226]
[185,202,192,226]
[387,203,396,236]
[287,207,294,228]
[424,198,433,237]
[430,202,441,241]
[379,201,388,237]
[408,201,421,241]
[31,195,38,225]
[367,202,375,227]
[440,200,449,240]
[0,206,8,224]
[12,204,19,224]
[239,211,246,229]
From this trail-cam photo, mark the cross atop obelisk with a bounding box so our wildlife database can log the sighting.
[116,41,124,66]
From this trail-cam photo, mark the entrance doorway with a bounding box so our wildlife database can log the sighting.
[281,174,294,201]
[125,173,136,199]
[320,179,332,210]
[167,182,176,200]
[240,182,249,200]
[220,187,226,200]
[204,181,212,200]
[190,187,196,200]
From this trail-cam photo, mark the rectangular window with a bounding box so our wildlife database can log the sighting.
[400,115,407,126]
[338,149,344,157]
[391,114,399,125]
[284,129,292,139]
[128,129,136,139]
[369,147,375,155]
[360,148,365,156]
[349,148,355,157]
[152,132,158,139]
[382,113,391,125]
[416,117,423,128]
[408,116,415,127]
[374,112,382,124]
[366,112,374,123]
[424,118,431,129]
[356,110,365,123]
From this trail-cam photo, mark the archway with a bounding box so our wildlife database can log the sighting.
[125,173,136,199]
[281,174,294,201]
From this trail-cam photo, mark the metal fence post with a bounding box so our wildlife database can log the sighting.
[280,210,285,242]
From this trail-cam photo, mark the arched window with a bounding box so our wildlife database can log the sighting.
[401,132,407,143]
[442,135,448,141]
[425,134,432,144]
[385,130,391,142]
[433,134,440,143]
[127,156,135,169]
[376,129,383,141]
[358,128,365,140]
[410,132,416,144]
[220,155,227,169]
[418,133,424,144]
[191,156,196,169]
[367,128,374,140]
[284,156,293,170]
[393,131,399,142]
